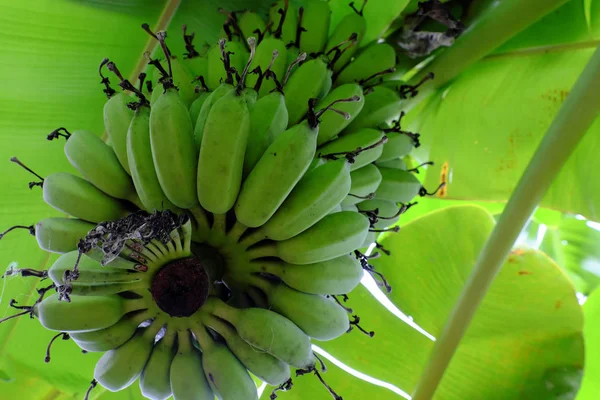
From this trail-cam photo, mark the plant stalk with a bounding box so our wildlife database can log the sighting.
[411,45,600,400]
[404,0,569,110]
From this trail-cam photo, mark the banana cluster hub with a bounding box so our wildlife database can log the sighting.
[2,1,437,399]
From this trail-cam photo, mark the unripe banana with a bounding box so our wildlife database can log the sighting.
[361,231,377,248]
[269,0,298,46]
[324,11,366,71]
[203,315,290,386]
[103,92,134,174]
[284,57,329,125]
[260,159,351,240]
[238,11,266,43]
[246,38,287,96]
[35,293,145,332]
[341,204,358,212]
[183,54,208,80]
[315,83,364,146]
[127,104,179,212]
[170,330,214,400]
[243,91,288,177]
[197,89,251,214]
[189,91,210,126]
[195,330,258,400]
[299,0,331,54]
[318,128,385,170]
[70,310,150,352]
[235,120,318,227]
[250,254,363,295]
[94,318,163,392]
[192,83,234,148]
[375,167,421,203]
[378,133,414,162]
[266,211,370,264]
[43,173,130,222]
[345,86,401,132]
[139,330,176,400]
[152,57,199,107]
[358,199,401,229]
[206,41,247,90]
[252,279,350,340]
[35,218,94,253]
[340,164,383,206]
[376,157,407,170]
[207,298,314,368]
[150,87,198,209]
[328,204,342,214]
[63,130,138,204]
[335,43,396,85]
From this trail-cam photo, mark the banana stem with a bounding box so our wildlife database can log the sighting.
[228,220,248,243]
[212,213,227,235]
[404,0,569,110]
[238,228,267,249]
[246,243,277,260]
[411,45,600,400]
[188,205,211,237]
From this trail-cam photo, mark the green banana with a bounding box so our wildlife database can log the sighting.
[375,157,407,170]
[34,218,94,253]
[152,57,199,107]
[127,104,179,212]
[195,328,258,400]
[170,330,214,400]
[258,211,370,264]
[189,90,211,125]
[35,293,145,332]
[238,11,266,43]
[341,204,358,212]
[318,128,385,170]
[375,167,422,203]
[197,88,251,214]
[283,57,330,125]
[139,329,176,400]
[249,253,363,295]
[344,86,401,132]
[43,173,130,222]
[299,0,331,54]
[243,91,288,177]
[378,133,414,162]
[357,199,401,229]
[269,0,298,46]
[235,120,318,227]
[340,164,383,206]
[94,318,163,392]
[63,129,139,205]
[208,298,314,368]
[203,314,290,386]
[335,43,396,85]
[103,92,134,174]
[260,159,351,240]
[361,231,377,248]
[315,83,364,146]
[324,10,366,71]
[192,83,234,149]
[150,87,198,209]
[252,278,350,341]
[70,310,150,352]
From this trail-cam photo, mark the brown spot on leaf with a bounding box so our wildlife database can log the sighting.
[555,300,562,309]
[518,270,532,276]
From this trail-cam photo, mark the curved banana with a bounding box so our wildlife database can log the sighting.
[139,329,176,400]
[340,164,383,206]
[358,199,402,229]
[376,157,407,170]
[35,217,94,254]
[345,86,401,132]
[249,253,363,295]
[318,128,385,171]
[150,87,198,209]
[94,317,163,392]
[315,83,364,146]
[43,172,130,222]
[283,57,330,125]
[375,167,422,203]
[189,90,211,126]
[324,9,366,71]
[235,120,318,228]
[70,310,150,352]
[193,83,234,149]
[170,330,214,400]
[299,0,331,54]
[238,11,266,43]
[378,132,414,162]
[335,43,396,85]
[260,159,351,240]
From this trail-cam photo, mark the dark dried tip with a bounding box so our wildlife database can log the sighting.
[47,127,71,141]
[314,352,328,372]
[296,366,343,400]
[0,224,35,241]
[270,378,293,399]
[272,0,290,40]
[419,182,445,197]
[84,379,98,400]
[369,226,400,233]
[399,72,434,99]
[348,315,375,337]
[45,332,70,363]
[408,161,434,173]
[349,0,368,16]
[2,266,47,279]
[98,58,116,98]
[359,67,396,86]
[306,98,319,129]
[375,242,391,256]
[10,157,44,189]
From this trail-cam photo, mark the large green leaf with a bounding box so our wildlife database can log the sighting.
[318,205,583,399]
[409,1,600,220]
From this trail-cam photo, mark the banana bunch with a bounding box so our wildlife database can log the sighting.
[1,1,442,399]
